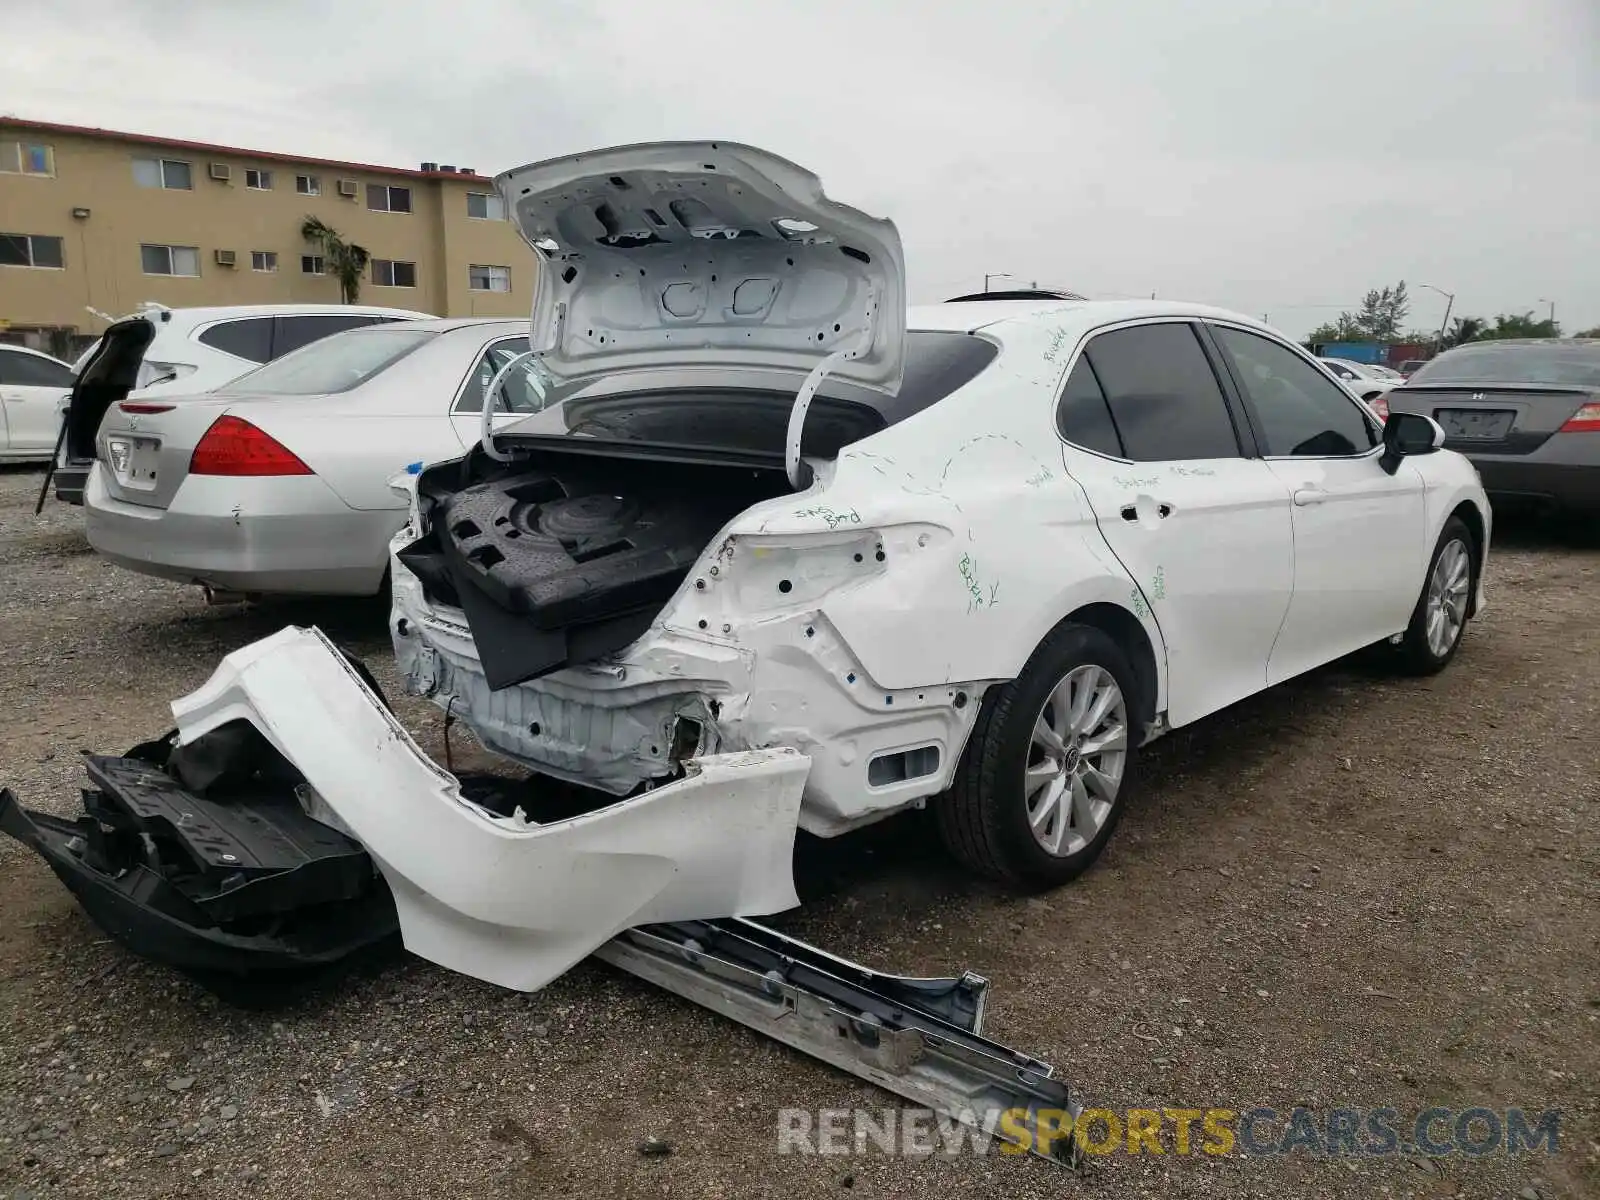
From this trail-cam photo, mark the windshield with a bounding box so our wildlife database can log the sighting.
[217,328,435,395]
[1409,343,1600,389]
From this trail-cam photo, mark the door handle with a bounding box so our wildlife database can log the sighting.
[1293,487,1327,506]
[1120,501,1174,521]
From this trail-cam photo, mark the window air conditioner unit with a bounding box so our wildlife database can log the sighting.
[337,179,358,197]
[214,249,237,267]
[208,162,232,182]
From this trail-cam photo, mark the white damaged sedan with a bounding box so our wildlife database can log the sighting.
[1,140,1490,998]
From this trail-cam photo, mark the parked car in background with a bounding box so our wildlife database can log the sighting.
[1319,356,1403,415]
[83,318,547,600]
[1385,338,1600,516]
[1397,359,1430,379]
[0,344,75,462]
[51,302,434,504]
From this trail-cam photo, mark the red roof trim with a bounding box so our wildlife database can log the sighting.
[0,115,493,183]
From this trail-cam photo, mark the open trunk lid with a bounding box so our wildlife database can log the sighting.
[59,316,156,466]
[495,140,906,396]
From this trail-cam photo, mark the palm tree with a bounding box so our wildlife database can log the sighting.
[300,216,370,304]
[1447,316,1486,347]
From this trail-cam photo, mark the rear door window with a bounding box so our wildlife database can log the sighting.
[196,317,274,363]
[1212,326,1377,457]
[0,348,75,387]
[1055,357,1124,457]
[269,314,390,360]
[1082,323,1242,461]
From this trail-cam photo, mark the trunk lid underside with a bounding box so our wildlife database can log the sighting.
[496,140,907,395]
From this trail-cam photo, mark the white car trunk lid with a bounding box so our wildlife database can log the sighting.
[495,140,907,395]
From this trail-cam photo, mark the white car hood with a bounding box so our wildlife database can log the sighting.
[495,140,906,395]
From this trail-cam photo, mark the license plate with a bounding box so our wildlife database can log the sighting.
[1436,409,1513,440]
[105,436,159,484]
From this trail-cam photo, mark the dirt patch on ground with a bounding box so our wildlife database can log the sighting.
[0,463,1595,1199]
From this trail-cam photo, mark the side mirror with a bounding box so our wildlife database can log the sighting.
[1379,411,1444,475]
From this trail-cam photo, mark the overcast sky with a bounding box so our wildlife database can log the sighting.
[6,0,1596,338]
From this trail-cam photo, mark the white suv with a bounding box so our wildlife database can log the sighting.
[53,302,434,504]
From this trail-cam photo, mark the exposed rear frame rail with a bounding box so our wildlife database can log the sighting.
[596,917,1083,1167]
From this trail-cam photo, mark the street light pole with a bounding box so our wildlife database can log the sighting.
[1539,298,1555,326]
[1419,283,1455,356]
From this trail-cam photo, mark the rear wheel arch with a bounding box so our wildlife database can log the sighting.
[1055,602,1161,731]
[1447,499,1486,617]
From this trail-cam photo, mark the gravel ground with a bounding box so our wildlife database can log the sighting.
[0,461,1595,1200]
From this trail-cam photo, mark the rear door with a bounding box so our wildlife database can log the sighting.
[1057,320,1294,727]
[1204,322,1427,683]
[0,348,75,454]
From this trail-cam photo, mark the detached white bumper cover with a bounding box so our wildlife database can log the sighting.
[170,626,809,991]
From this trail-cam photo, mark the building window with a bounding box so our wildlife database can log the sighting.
[132,157,193,190]
[466,192,505,220]
[251,251,278,272]
[296,174,321,196]
[301,254,326,275]
[366,184,412,213]
[140,244,200,277]
[371,259,417,288]
[468,264,511,293]
[0,141,54,176]
[245,168,273,190]
[0,233,65,269]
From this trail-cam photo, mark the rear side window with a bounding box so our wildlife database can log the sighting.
[218,328,435,395]
[197,317,274,363]
[873,331,999,425]
[0,348,74,387]
[454,337,547,414]
[271,314,392,360]
[1083,323,1240,461]
[1055,357,1123,457]
[1214,326,1376,457]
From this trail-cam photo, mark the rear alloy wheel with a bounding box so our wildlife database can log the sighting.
[935,623,1140,889]
[1393,515,1474,675]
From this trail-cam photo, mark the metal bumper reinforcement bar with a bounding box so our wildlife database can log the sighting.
[596,917,1083,1166]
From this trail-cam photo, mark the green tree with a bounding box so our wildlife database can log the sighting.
[1475,311,1561,340]
[1446,316,1487,347]
[1353,281,1409,341]
[1575,326,1600,339]
[300,216,370,303]
[1306,280,1411,344]
[1306,314,1367,343]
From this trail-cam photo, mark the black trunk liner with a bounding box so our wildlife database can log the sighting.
[403,447,788,689]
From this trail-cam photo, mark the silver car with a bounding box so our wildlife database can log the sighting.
[84,318,548,598]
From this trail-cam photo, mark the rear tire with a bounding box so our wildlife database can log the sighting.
[1392,516,1475,675]
[934,622,1141,889]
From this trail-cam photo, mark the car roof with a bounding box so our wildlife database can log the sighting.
[338,317,530,336]
[909,298,1284,338]
[1441,337,1600,350]
[134,303,438,329]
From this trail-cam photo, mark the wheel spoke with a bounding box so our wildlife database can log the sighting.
[1032,716,1066,757]
[1068,774,1096,842]
[1080,724,1127,757]
[1025,759,1059,794]
[1081,762,1119,802]
[1066,670,1098,732]
[1078,684,1118,738]
[1031,776,1068,852]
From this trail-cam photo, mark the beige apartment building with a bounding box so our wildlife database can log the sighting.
[0,117,537,356]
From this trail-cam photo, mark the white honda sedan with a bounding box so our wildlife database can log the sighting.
[82,318,547,599]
